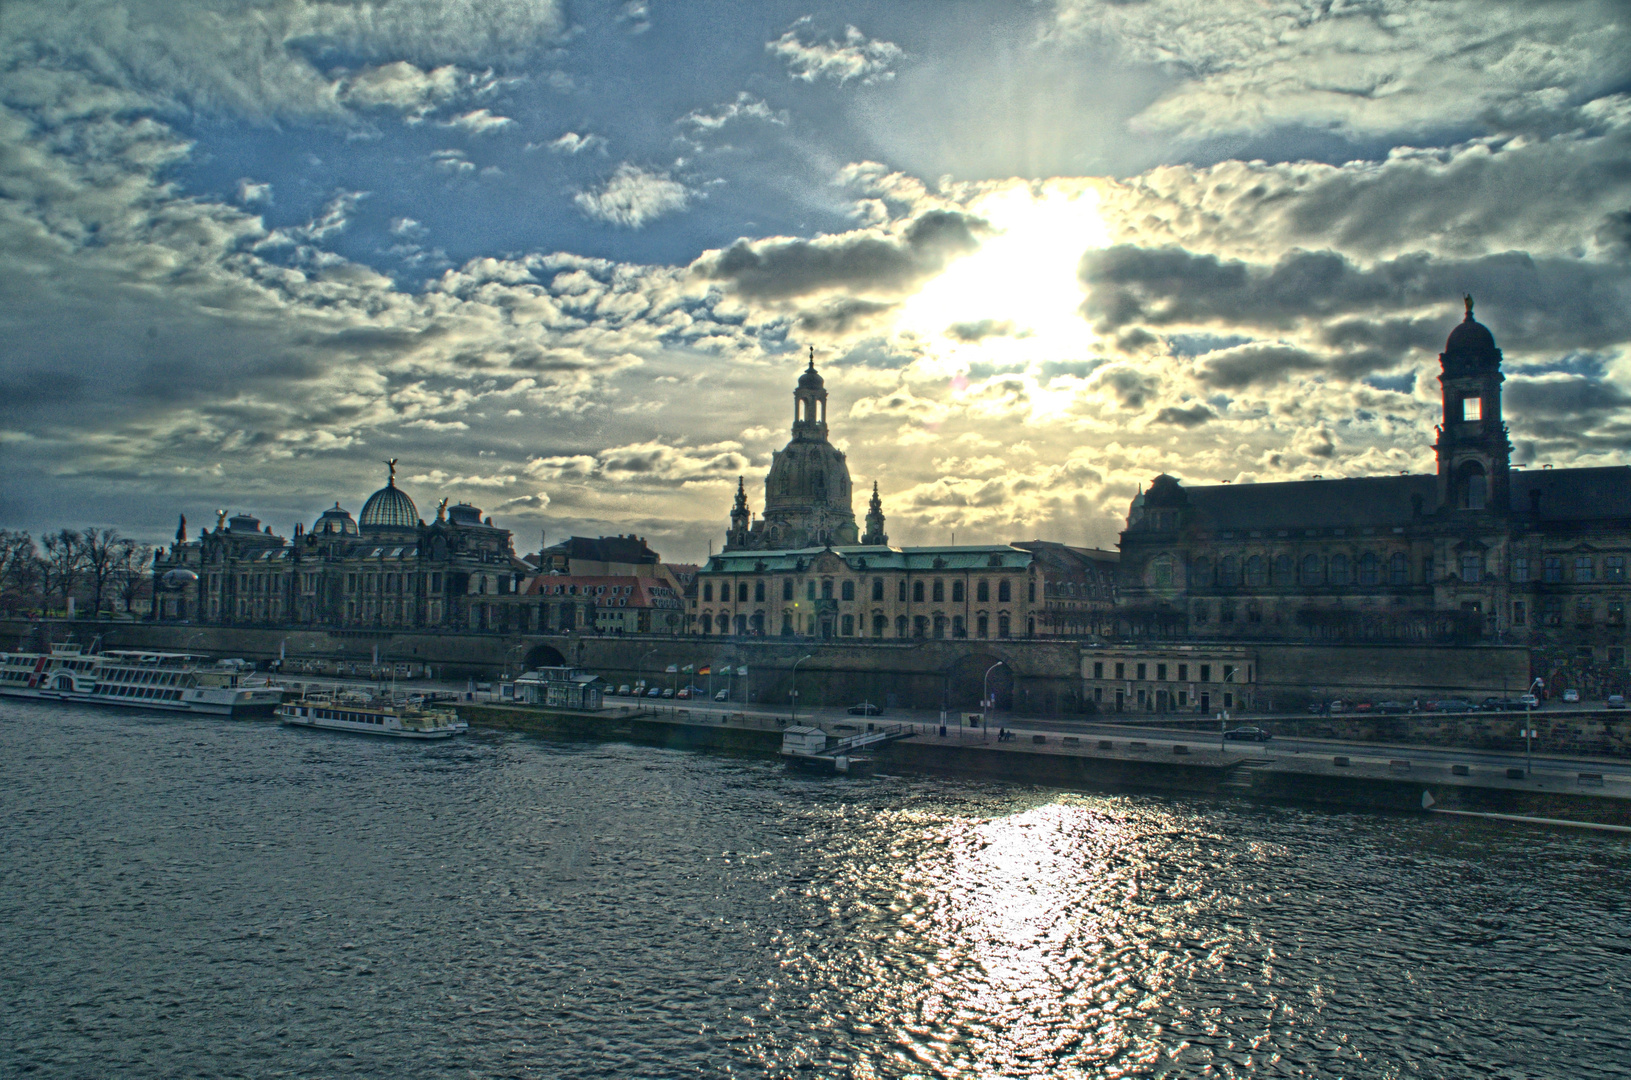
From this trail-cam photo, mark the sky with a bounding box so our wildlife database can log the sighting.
[5,0,1631,562]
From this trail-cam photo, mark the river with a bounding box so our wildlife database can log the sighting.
[2,700,1628,1078]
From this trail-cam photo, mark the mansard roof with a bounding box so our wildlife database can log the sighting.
[701,544,1031,575]
[544,535,660,564]
[1514,466,1631,521]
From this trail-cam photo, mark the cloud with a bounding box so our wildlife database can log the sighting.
[691,209,986,300]
[540,131,606,155]
[573,164,690,228]
[527,440,748,484]
[430,148,476,173]
[443,108,514,134]
[1053,0,1631,139]
[236,179,272,206]
[794,298,897,335]
[946,319,1015,343]
[1153,403,1215,427]
[339,62,463,115]
[680,93,785,131]
[768,18,903,85]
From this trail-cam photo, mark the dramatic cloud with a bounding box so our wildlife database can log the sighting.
[574,164,691,228]
[542,131,606,155]
[680,93,785,132]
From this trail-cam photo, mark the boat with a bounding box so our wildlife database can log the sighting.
[0,642,285,717]
[278,690,467,740]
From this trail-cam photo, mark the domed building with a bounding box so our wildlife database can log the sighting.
[725,352,874,551]
[359,460,419,532]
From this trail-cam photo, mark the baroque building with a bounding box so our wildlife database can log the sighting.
[1117,300,1631,677]
[152,462,535,631]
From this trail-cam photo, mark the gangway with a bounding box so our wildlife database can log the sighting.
[780,722,913,772]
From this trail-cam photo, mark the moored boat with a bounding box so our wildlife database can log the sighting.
[279,691,467,739]
[0,642,284,717]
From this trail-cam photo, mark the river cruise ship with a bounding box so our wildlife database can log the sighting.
[0,643,285,716]
[279,691,467,740]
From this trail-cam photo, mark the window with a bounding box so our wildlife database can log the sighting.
[1329,554,1350,587]
[1272,554,1294,587]
[913,580,925,602]
[841,580,854,601]
[1301,554,1322,586]
[872,577,884,601]
[1512,600,1527,626]
[1578,598,1595,626]
[1423,556,1433,582]
[1360,552,1379,586]
[896,615,908,637]
[1137,663,1147,680]
[1389,552,1408,586]
[1462,396,1482,421]
[1511,557,1530,583]
[952,580,965,602]
[1219,600,1235,623]
[821,579,833,600]
[1223,664,1237,682]
[1115,662,1125,680]
[933,615,947,639]
[807,581,816,601]
[977,614,989,638]
[1200,664,1211,682]
[998,579,1011,602]
[1460,555,1481,584]
[1576,556,1595,583]
[841,614,853,636]
[977,579,990,602]
[1157,663,1167,681]
[1544,557,1563,583]
[898,579,908,602]
[1218,556,1239,587]
[1543,597,1563,626]
[783,578,794,601]
[703,583,713,602]
[755,581,766,602]
[914,615,928,638]
[1610,598,1625,626]
[1177,663,1188,681]
[933,579,944,602]
[998,614,1011,637]
[952,615,966,638]
[1153,558,1174,589]
[1093,661,1104,679]
[1193,601,1209,625]
[738,583,748,602]
[1245,555,1266,587]
[1191,557,1211,587]
[1605,556,1627,583]
[873,614,887,636]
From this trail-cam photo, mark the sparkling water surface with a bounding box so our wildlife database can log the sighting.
[3,700,1629,1079]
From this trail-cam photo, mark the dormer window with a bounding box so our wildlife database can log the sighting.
[1462,396,1482,422]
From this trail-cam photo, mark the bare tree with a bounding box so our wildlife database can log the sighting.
[41,529,84,615]
[114,539,154,615]
[0,530,40,614]
[78,528,123,616]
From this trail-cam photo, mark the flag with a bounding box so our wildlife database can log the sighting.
[682,664,694,673]
[665,664,678,674]
[698,665,711,676]
[736,666,748,676]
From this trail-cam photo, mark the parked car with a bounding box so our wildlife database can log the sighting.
[661,688,675,698]
[1479,697,1512,712]
[617,684,631,696]
[1375,700,1411,714]
[1519,693,1541,708]
[1562,688,1581,703]
[713,689,730,702]
[646,687,662,698]
[1351,701,1374,713]
[1608,695,1626,710]
[676,688,690,699]
[847,702,883,716]
[1428,698,1476,713]
[1224,726,1272,742]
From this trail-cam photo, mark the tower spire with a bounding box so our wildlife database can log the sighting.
[862,481,888,546]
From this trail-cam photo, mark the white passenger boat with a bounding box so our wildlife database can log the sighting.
[278,691,467,740]
[0,642,285,717]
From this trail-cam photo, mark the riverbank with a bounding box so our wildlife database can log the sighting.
[458,703,1631,828]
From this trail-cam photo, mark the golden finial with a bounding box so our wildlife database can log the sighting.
[807,344,816,369]
[1463,294,1474,320]
[436,497,449,521]
[215,508,228,529]
[384,457,398,483]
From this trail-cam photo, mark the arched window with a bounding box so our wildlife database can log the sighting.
[1389,552,1408,585]
[755,581,766,602]
[841,614,854,635]
[872,577,884,601]
[913,580,925,602]
[1190,557,1211,588]
[913,615,928,638]
[1272,554,1294,587]
[1330,553,1350,587]
[977,579,990,602]
[1359,552,1379,586]
[1459,461,1488,510]
[952,580,965,602]
[952,615,966,637]
[1245,555,1267,587]
[737,583,748,602]
[998,579,1012,602]
[716,614,730,633]
[1219,555,1239,587]
[1151,556,1174,589]
[1302,553,1322,585]
[821,579,833,600]
[998,614,1011,637]
[735,614,747,635]
[896,615,908,637]
[841,580,854,601]
[702,583,713,602]
[933,579,945,602]
[873,614,887,636]
[977,614,989,638]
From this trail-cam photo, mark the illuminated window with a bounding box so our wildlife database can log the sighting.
[1462,396,1482,422]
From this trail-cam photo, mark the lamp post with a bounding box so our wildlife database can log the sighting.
[640,648,657,698]
[983,661,1006,742]
[790,654,814,726]
[1525,676,1544,776]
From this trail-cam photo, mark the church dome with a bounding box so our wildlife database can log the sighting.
[360,461,418,530]
[797,363,825,390]
[314,503,358,536]
[1441,296,1501,375]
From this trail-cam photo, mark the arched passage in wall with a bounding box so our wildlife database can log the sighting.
[524,644,566,669]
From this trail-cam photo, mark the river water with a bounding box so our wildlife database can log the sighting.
[2,701,1628,1079]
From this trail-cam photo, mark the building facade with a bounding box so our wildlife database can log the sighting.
[1117,301,1631,677]
[152,464,530,631]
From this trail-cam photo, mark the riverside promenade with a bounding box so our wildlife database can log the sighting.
[458,700,1631,830]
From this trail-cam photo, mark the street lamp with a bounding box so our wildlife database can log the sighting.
[1525,675,1544,776]
[790,653,814,726]
[983,661,1005,741]
[640,648,657,698]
